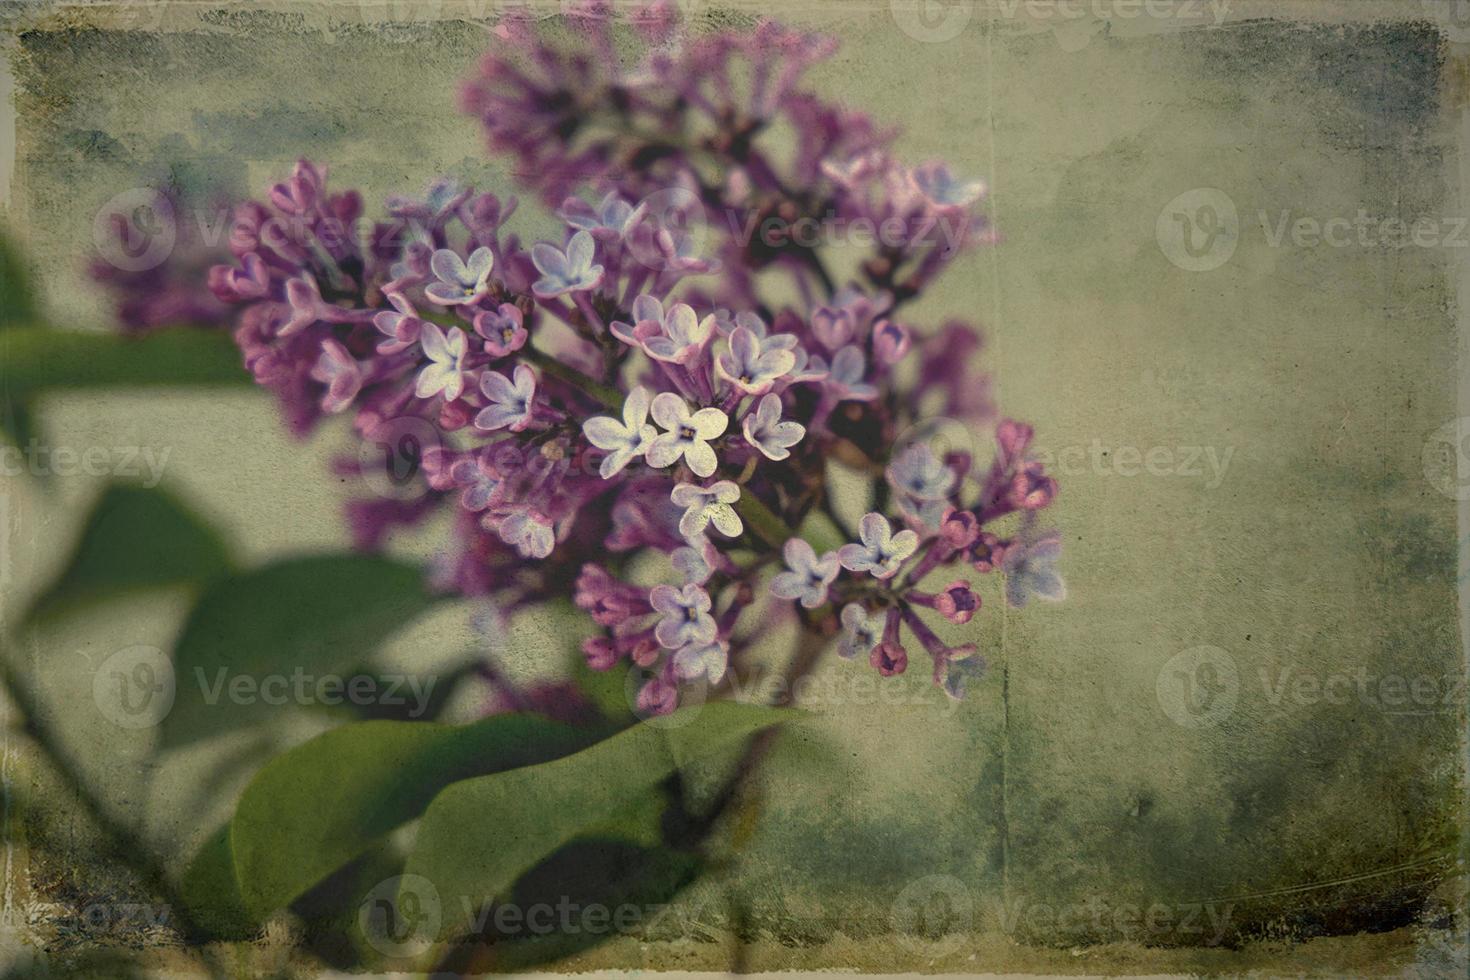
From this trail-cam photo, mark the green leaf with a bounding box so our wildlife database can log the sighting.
[402,701,789,941]
[0,229,37,328]
[160,554,439,748]
[25,483,234,625]
[178,825,258,941]
[229,714,594,918]
[0,326,246,391]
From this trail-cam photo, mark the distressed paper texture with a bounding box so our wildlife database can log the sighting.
[0,0,1465,974]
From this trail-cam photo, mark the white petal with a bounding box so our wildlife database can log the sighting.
[650,392,689,431]
[683,441,718,478]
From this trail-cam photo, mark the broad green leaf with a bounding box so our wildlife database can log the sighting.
[160,554,438,748]
[402,701,789,940]
[0,229,37,328]
[0,326,246,391]
[25,483,234,624]
[230,714,593,918]
[178,825,258,941]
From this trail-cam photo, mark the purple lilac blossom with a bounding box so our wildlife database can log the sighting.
[96,1,1062,710]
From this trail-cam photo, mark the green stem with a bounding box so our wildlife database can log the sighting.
[523,346,622,411]
[0,647,224,971]
[734,492,795,551]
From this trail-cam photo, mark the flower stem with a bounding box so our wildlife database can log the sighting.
[0,646,222,965]
[522,345,622,410]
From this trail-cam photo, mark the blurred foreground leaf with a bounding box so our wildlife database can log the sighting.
[402,701,788,942]
[25,483,234,624]
[161,554,439,748]
[0,326,245,391]
[229,714,593,918]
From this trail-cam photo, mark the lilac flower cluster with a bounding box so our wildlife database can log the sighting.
[101,0,1064,712]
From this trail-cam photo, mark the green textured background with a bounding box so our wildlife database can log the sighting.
[0,0,1465,974]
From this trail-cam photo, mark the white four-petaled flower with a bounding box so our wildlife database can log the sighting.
[531,230,604,298]
[769,538,839,609]
[742,393,805,461]
[425,247,495,305]
[649,583,717,649]
[670,481,742,541]
[673,639,728,684]
[837,512,919,580]
[414,323,469,401]
[582,386,658,478]
[646,393,728,478]
[715,326,796,395]
[475,364,537,432]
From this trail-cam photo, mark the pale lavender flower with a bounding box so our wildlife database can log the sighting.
[650,583,717,649]
[670,480,742,541]
[1002,531,1066,608]
[475,364,537,431]
[449,455,498,511]
[560,191,647,240]
[715,326,796,395]
[837,604,881,660]
[909,161,986,210]
[647,393,728,478]
[499,509,555,559]
[531,230,604,297]
[770,538,839,609]
[473,304,527,357]
[414,323,469,401]
[673,639,728,684]
[838,513,919,580]
[373,292,424,354]
[582,386,657,478]
[826,345,878,401]
[425,246,495,305]
[621,301,714,366]
[310,339,363,414]
[671,539,717,586]
[742,394,805,461]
